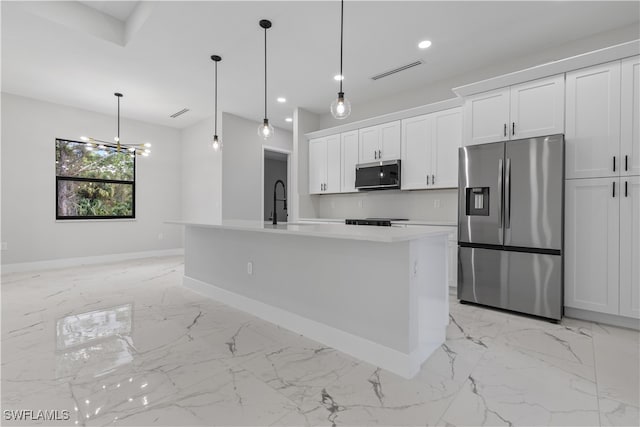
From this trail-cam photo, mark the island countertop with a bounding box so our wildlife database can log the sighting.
[167,220,450,243]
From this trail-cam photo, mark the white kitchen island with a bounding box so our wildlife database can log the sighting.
[169,220,450,379]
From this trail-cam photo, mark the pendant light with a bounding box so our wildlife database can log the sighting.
[211,55,222,151]
[80,93,151,156]
[257,19,274,140]
[330,0,351,120]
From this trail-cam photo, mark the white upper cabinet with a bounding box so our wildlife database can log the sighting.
[401,108,462,190]
[509,74,565,139]
[326,135,341,193]
[463,75,565,146]
[431,108,462,189]
[620,176,640,319]
[358,121,401,163]
[401,114,432,190]
[565,177,620,315]
[621,56,640,177]
[308,138,327,195]
[308,135,340,194]
[340,130,359,193]
[565,61,621,179]
[463,87,510,145]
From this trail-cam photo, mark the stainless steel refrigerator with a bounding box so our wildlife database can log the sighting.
[458,134,564,320]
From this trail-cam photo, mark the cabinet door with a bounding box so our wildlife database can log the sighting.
[510,74,565,139]
[308,138,326,194]
[325,135,341,193]
[463,87,510,146]
[620,176,640,318]
[431,108,462,189]
[379,121,401,160]
[565,178,620,314]
[621,56,640,176]
[401,114,431,190]
[341,130,359,193]
[565,62,621,179]
[359,126,379,163]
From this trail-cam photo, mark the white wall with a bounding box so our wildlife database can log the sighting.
[318,23,640,129]
[180,116,222,223]
[221,113,292,221]
[0,92,183,265]
[292,108,321,221]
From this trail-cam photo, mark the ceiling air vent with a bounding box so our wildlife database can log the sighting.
[370,60,423,81]
[169,108,190,118]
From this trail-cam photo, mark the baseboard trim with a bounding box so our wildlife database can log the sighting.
[2,248,184,274]
[183,275,432,379]
[564,307,640,330]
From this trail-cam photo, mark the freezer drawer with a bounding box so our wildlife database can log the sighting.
[458,246,562,320]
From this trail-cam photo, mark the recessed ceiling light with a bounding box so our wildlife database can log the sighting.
[277,97,286,103]
[334,74,344,81]
[418,40,432,49]
[285,117,293,122]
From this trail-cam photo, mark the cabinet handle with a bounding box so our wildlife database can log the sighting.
[503,124,507,137]
[378,150,382,159]
[625,180,628,198]
[512,122,515,136]
[613,156,616,172]
[426,175,429,185]
[625,155,628,171]
[374,150,377,160]
[432,174,435,184]
[613,181,616,198]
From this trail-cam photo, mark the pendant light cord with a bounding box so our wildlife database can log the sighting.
[339,0,344,93]
[264,26,268,120]
[214,59,218,135]
[117,96,120,140]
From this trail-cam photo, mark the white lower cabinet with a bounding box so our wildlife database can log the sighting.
[565,176,639,319]
[620,176,640,318]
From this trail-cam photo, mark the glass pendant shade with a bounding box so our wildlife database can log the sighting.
[330,92,351,119]
[257,119,274,140]
[212,134,221,151]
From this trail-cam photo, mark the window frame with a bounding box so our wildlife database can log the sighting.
[55,138,136,220]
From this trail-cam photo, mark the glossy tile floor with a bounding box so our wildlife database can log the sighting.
[2,256,639,426]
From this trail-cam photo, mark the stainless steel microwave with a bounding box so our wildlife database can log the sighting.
[355,160,401,191]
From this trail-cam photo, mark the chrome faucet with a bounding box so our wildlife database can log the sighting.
[272,179,287,225]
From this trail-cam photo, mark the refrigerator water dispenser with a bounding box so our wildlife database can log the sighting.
[465,187,489,216]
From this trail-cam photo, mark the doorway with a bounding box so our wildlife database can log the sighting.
[263,148,290,223]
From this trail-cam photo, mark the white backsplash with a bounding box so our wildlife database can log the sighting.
[314,188,458,221]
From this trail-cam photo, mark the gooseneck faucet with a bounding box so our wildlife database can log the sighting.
[272,179,287,225]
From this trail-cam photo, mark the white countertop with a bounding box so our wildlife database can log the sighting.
[167,220,451,243]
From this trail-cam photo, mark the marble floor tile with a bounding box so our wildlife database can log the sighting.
[2,256,639,426]
[592,324,640,407]
[439,340,601,426]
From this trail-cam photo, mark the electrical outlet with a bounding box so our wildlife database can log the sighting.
[1,242,7,251]
[247,262,253,275]
[433,199,441,208]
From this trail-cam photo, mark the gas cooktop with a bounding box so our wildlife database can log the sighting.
[345,218,408,226]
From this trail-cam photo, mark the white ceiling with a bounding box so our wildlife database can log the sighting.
[2,1,639,131]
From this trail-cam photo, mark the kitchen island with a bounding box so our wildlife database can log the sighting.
[169,220,450,378]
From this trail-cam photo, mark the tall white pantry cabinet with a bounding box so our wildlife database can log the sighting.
[564,56,640,319]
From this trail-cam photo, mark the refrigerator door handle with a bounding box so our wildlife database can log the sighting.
[498,158,504,237]
[505,158,511,229]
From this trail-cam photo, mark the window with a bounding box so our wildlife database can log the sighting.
[56,139,135,219]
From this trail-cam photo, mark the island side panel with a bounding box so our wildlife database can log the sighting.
[184,225,412,354]
[409,235,449,370]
